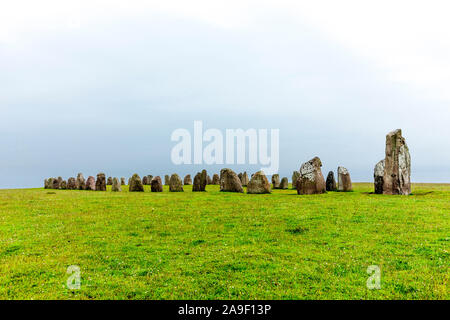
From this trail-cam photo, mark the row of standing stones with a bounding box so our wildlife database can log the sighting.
[44,129,411,195]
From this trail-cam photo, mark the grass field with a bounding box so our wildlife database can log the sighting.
[0,183,448,300]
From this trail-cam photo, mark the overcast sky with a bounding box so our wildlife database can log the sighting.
[1,0,449,188]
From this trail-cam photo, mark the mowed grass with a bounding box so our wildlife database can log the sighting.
[0,183,448,300]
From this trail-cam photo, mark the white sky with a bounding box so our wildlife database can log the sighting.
[2,0,450,102]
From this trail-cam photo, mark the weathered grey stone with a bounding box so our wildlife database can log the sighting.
[120,177,126,185]
[271,174,280,189]
[44,178,48,189]
[212,174,220,185]
[241,172,249,186]
[52,177,61,189]
[280,177,289,189]
[111,177,122,192]
[95,173,106,191]
[184,174,192,185]
[76,173,86,190]
[142,176,149,185]
[192,170,207,192]
[46,178,54,189]
[297,157,326,195]
[383,129,411,195]
[85,176,96,190]
[164,175,170,186]
[337,166,352,192]
[129,174,144,192]
[151,176,163,192]
[326,171,337,191]
[220,168,243,193]
[292,171,300,189]
[107,177,113,185]
[169,174,183,192]
[67,177,77,190]
[60,180,67,190]
[374,160,385,194]
[247,171,271,194]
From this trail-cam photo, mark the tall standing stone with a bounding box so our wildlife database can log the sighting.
[272,174,280,189]
[52,178,61,189]
[292,171,300,189]
[76,173,86,190]
[142,176,149,185]
[220,168,243,193]
[247,171,271,194]
[212,174,220,185]
[241,172,249,186]
[95,173,107,191]
[111,177,122,192]
[337,167,352,192]
[184,174,192,185]
[383,129,411,195]
[164,175,170,186]
[326,171,337,191]
[207,175,212,185]
[107,177,113,185]
[67,177,77,190]
[169,174,183,192]
[374,160,385,194]
[129,174,144,192]
[47,178,54,189]
[280,177,289,189]
[85,176,96,190]
[297,157,326,195]
[151,176,163,192]
[120,177,126,185]
[60,180,67,190]
[44,179,49,189]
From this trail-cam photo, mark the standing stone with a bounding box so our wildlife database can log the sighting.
[374,160,385,194]
[247,171,271,194]
[142,176,149,185]
[85,176,96,190]
[207,175,212,185]
[129,174,144,192]
[241,172,249,186]
[147,175,153,184]
[76,173,86,190]
[184,174,192,185]
[272,174,281,189]
[95,173,106,191]
[297,157,326,195]
[326,171,337,191]
[280,177,289,189]
[164,175,170,186]
[120,177,126,185]
[67,177,77,190]
[57,177,63,186]
[47,178,54,189]
[44,179,49,189]
[151,176,163,192]
[292,171,300,189]
[111,177,122,192]
[60,180,67,190]
[238,173,243,182]
[383,129,411,195]
[52,178,60,189]
[337,167,352,192]
[169,174,183,192]
[193,170,208,192]
[220,168,244,193]
[212,174,220,185]
[107,177,113,185]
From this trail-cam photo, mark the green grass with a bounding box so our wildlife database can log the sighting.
[0,183,448,299]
